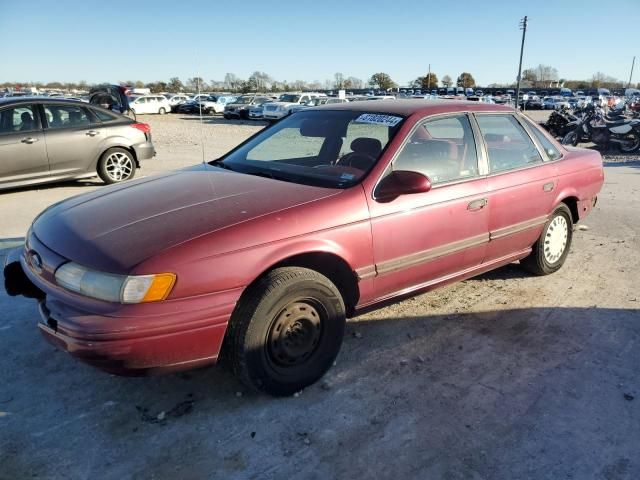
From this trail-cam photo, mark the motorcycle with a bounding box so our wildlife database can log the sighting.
[562,103,640,152]
[543,105,581,139]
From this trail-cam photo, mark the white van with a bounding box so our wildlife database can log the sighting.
[128,95,171,115]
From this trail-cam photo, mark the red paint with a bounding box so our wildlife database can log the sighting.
[17,101,604,375]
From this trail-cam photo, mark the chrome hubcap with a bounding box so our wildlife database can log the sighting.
[105,152,133,181]
[544,215,568,264]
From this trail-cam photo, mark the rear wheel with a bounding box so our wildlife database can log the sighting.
[619,132,640,152]
[521,204,573,275]
[223,267,345,396]
[97,147,136,184]
[158,107,166,115]
[562,130,579,146]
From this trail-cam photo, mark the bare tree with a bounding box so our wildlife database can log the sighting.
[441,75,452,87]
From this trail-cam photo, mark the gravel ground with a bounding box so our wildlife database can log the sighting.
[1,109,639,479]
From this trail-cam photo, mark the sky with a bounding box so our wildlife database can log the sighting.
[1,0,638,87]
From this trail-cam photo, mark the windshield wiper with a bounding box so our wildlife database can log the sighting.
[210,159,234,171]
[244,168,298,183]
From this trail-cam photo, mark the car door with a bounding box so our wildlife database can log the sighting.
[42,103,105,177]
[474,113,559,262]
[0,103,49,186]
[367,113,490,298]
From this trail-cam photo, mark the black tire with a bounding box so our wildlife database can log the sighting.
[158,107,166,115]
[223,267,346,396]
[223,114,231,120]
[97,147,136,184]
[619,132,640,153]
[562,130,579,146]
[521,204,573,276]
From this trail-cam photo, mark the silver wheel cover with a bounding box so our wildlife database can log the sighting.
[544,215,568,264]
[104,152,133,182]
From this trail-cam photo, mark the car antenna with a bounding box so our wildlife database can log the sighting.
[197,75,206,166]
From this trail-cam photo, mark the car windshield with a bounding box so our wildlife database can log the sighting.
[234,96,254,104]
[279,94,301,103]
[214,110,405,189]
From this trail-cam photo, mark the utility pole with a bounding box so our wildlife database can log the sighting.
[627,56,636,89]
[515,16,528,109]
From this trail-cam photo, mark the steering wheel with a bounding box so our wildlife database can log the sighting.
[337,152,377,170]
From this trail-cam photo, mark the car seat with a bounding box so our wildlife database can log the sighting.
[343,137,382,170]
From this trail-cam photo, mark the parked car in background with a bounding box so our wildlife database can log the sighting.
[0,97,154,189]
[200,95,237,115]
[175,94,212,114]
[262,93,325,120]
[223,95,273,119]
[128,95,171,115]
[167,94,191,112]
[248,105,265,120]
[4,100,603,396]
[543,97,570,110]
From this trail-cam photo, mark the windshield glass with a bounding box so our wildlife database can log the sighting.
[215,110,404,189]
[279,94,301,103]
[234,96,254,104]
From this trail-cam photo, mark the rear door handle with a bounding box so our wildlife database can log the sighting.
[21,137,38,144]
[543,182,555,192]
[467,198,488,211]
[86,130,100,137]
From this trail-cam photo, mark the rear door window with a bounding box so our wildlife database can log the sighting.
[475,114,542,173]
[92,108,119,122]
[521,117,562,161]
[44,104,92,129]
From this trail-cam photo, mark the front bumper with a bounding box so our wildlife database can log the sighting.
[4,241,242,376]
[263,110,287,120]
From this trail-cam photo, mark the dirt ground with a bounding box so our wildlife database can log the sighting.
[1,110,639,480]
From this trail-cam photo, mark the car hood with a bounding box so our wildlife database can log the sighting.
[33,166,340,272]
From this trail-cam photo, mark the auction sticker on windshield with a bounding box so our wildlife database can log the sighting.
[354,114,403,127]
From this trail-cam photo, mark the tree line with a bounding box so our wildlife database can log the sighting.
[1,65,633,93]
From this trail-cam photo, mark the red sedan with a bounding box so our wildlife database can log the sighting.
[4,100,604,396]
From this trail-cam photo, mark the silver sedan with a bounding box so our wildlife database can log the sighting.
[0,98,155,190]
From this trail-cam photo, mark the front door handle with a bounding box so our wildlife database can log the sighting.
[467,198,488,211]
[21,137,38,144]
[86,130,100,137]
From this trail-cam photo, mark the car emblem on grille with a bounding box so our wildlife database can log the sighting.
[28,251,43,274]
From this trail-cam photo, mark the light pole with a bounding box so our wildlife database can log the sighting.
[515,16,528,109]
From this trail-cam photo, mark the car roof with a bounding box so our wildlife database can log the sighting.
[313,98,514,116]
[0,97,89,106]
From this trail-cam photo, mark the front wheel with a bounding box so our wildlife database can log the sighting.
[521,204,573,276]
[158,107,166,115]
[97,147,136,184]
[562,130,579,146]
[223,267,346,396]
[619,132,640,153]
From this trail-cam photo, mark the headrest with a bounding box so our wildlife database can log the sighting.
[351,137,382,155]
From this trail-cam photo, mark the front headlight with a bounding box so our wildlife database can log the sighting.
[55,262,176,304]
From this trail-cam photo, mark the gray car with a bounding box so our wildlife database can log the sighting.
[0,98,155,190]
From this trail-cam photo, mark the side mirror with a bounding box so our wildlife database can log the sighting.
[376,170,431,202]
